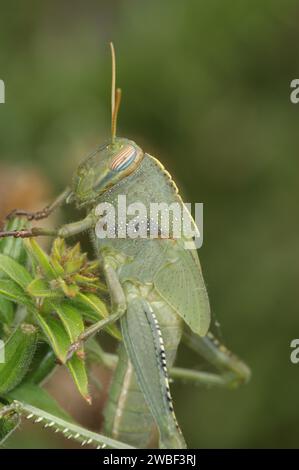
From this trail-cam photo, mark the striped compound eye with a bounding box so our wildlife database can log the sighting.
[109,145,137,172]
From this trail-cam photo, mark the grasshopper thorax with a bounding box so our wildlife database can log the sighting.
[72,137,144,208]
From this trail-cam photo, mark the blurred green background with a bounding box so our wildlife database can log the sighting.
[0,0,299,448]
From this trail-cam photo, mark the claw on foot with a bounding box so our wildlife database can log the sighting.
[76,350,86,360]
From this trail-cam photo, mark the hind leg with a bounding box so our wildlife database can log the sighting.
[176,330,250,388]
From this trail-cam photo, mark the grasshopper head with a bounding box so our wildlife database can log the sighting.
[70,44,144,208]
[72,137,144,208]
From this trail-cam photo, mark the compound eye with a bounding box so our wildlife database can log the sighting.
[109,145,136,172]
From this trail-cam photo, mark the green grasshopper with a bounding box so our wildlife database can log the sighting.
[0,44,250,449]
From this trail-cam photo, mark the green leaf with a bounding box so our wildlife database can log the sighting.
[77,293,121,340]
[65,258,83,275]
[50,302,84,342]
[78,292,108,317]
[26,278,59,298]
[0,254,33,289]
[24,239,58,280]
[57,278,79,298]
[25,346,57,385]
[35,314,70,363]
[50,258,64,276]
[0,404,20,446]
[35,315,90,402]
[7,383,73,422]
[0,297,14,325]
[0,279,34,308]
[67,354,90,404]
[0,323,38,394]
[0,218,28,265]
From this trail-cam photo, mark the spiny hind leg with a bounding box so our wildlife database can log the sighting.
[176,330,250,388]
[5,187,72,221]
[120,286,186,449]
[67,258,126,360]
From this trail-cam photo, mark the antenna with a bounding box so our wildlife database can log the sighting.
[110,42,122,142]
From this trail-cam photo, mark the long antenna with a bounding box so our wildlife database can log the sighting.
[110,42,122,142]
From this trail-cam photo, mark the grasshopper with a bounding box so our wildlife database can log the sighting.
[0,44,250,449]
